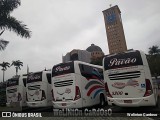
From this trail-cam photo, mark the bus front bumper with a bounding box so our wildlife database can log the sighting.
[6,102,21,107]
[52,99,82,109]
[107,95,156,107]
[27,100,48,108]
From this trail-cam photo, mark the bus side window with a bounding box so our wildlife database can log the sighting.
[23,78,26,87]
[46,74,51,84]
[81,64,84,71]
[79,64,83,73]
[99,69,104,80]
[93,68,104,80]
[84,65,92,75]
[79,64,92,77]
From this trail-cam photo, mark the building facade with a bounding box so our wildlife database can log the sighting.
[62,49,91,63]
[62,44,104,64]
[103,5,127,54]
[86,44,104,60]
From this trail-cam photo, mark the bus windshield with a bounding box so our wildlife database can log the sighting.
[7,78,19,87]
[52,62,75,77]
[27,72,42,83]
[104,50,143,70]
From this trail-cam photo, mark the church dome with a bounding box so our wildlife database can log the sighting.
[86,44,102,52]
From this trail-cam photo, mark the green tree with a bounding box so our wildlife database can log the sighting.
[0,61,10,82]
[90,56,104,66]
[11,60,23,75]
[148,45,160,78]
[148,45,160,55]
[0,0,31,51]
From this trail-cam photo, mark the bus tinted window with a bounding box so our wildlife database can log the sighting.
[46,73,51,84]
[104,50,143,70]
[0,82,6,88]
[23,78,27,87]
[27,72,42,83]
[7,78,19,87]
[52,62,74,77]
[79,64,103,80]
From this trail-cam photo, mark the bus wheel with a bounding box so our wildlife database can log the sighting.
[100,94,105,107]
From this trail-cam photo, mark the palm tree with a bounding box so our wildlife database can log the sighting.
[0,61,10,82]
[0,0,31,51]
[148,45,160,56]
[0,30,9,50]
[11,60,23,75]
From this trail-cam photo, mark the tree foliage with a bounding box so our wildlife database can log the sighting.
[0,39,9,51]
[147,45,160,77]
[0,61,10,71]
[148,45,160,55]
[11,60,23,75]
[0,0,31,51]
[90,56,104,66]
[0,61,10,82]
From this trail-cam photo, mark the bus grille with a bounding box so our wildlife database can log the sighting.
[28,85,40,90]
[108,71,141,80]
[54,80,73,87]
[7,88,17,93]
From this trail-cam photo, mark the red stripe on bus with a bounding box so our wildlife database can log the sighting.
[87,85,104,96]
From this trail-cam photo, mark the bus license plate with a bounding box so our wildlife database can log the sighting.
[62,103,66,106]
[124,100,132,103]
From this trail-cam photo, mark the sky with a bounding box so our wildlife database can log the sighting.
[0,0,160,81]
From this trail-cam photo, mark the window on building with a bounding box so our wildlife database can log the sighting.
[70,53,78,61]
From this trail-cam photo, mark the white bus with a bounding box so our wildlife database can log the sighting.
[6,75,27,107]
[26,70,52,108]
[52,61,106,109]
[103,50,159,107]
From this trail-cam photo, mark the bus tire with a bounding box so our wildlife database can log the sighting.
[100,94,105,107]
